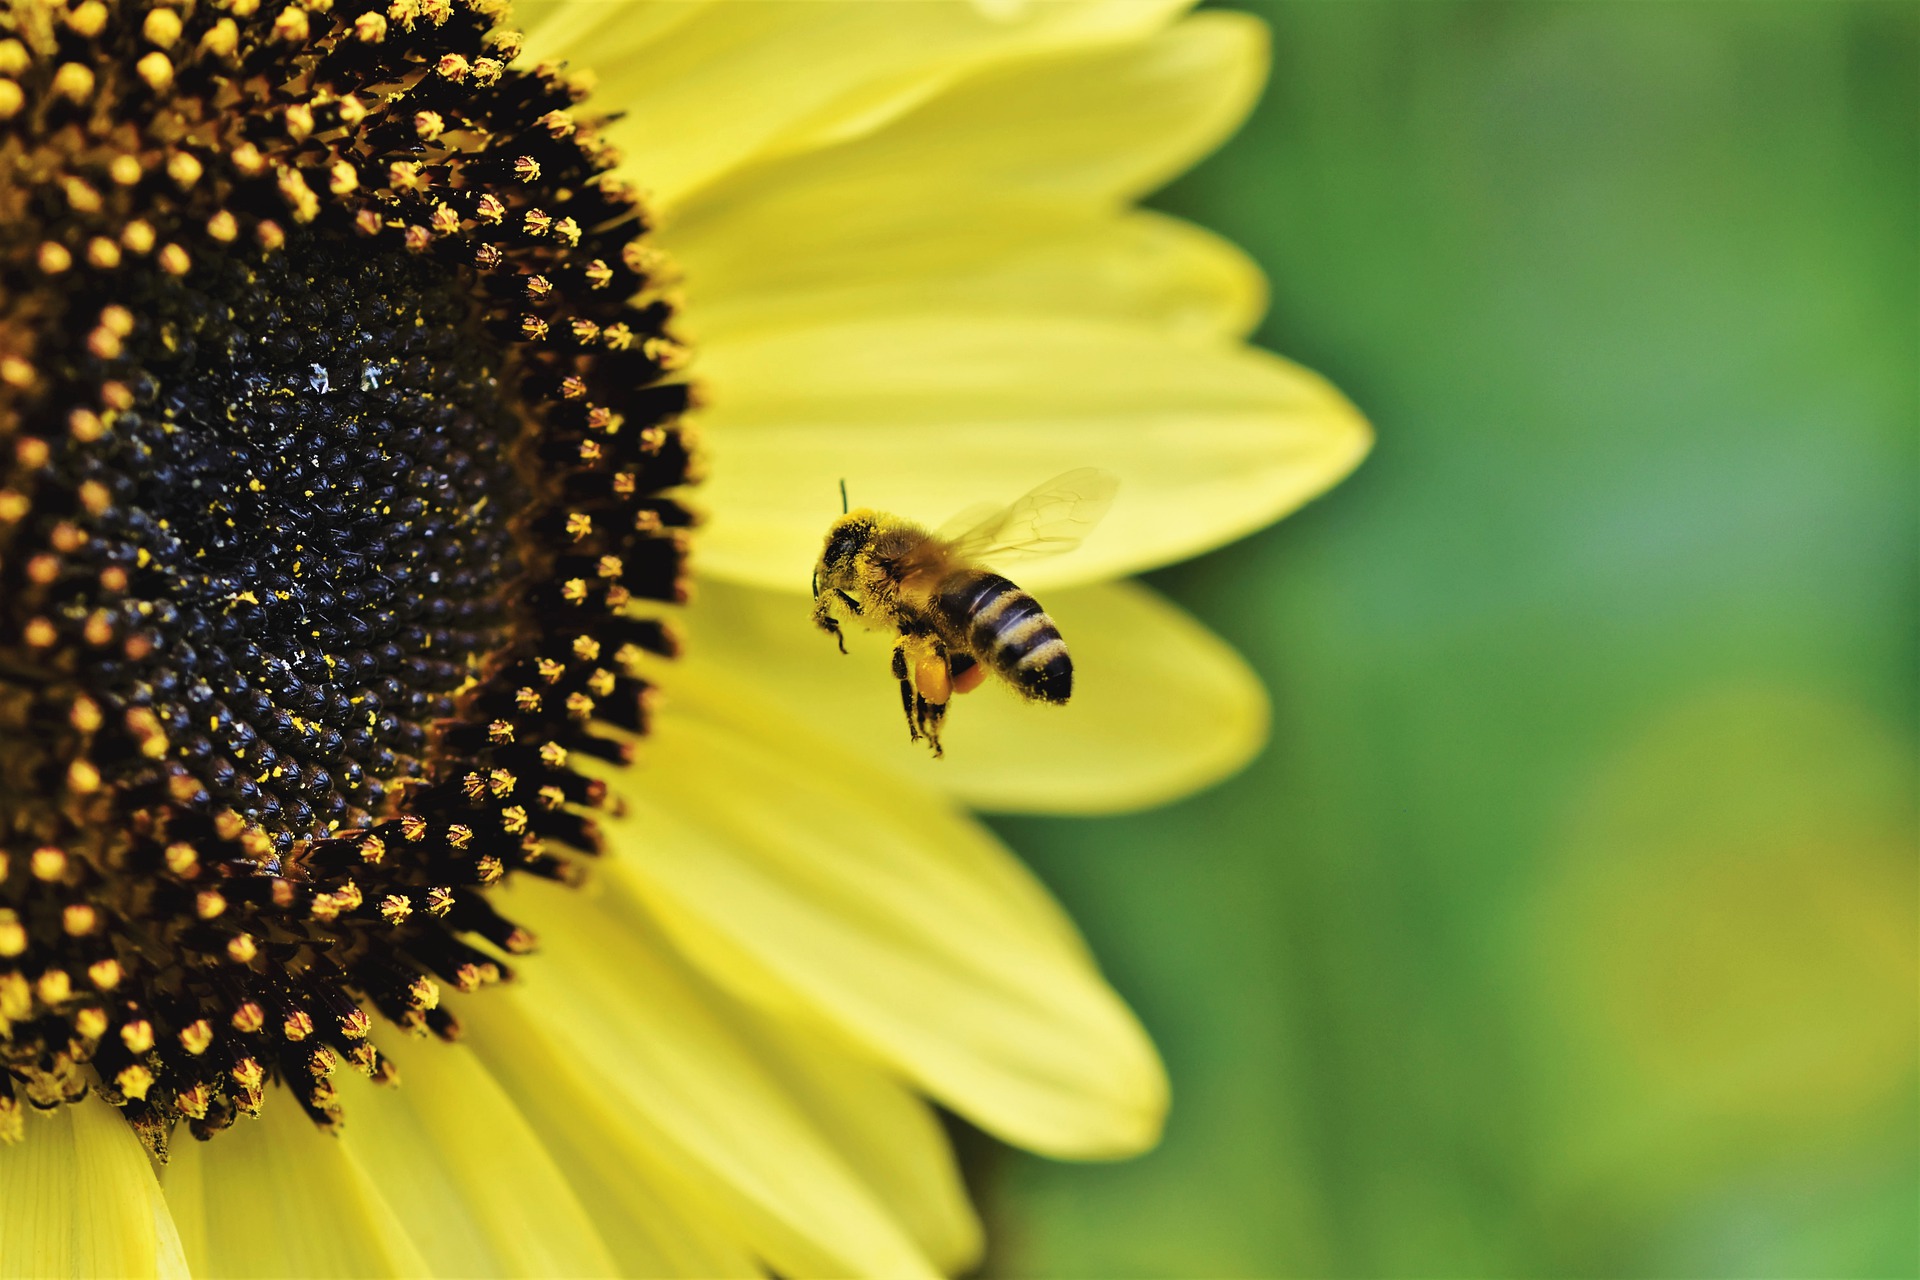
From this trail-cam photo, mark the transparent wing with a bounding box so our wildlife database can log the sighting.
[936,468,1118,565]
[932,501,1003,543]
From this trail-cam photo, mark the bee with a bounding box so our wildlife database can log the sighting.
[811,468,1118,757]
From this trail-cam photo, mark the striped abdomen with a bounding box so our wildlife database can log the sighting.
[934,571,1072,703]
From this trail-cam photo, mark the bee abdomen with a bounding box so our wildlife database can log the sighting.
[937,572,1073,704]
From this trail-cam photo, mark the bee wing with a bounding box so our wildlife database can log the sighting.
[938,468,1118,565]
[931,501,1004,543]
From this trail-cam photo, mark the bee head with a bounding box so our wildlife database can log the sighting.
[813,514,876,595]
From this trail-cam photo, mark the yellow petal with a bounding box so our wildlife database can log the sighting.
[515,0,709,72]
[536,0,1192,210]
[665,577,1266,813]
[594,704,1169,1158]
[495,876,940,1279]
[0,1097,187,1279]
[671,206,1265,347]
[693,314,1370,593]
[465,965,981,1276]
[718,995,984,1274]
[165,1092,428,1278]
[330,1043,618,1277]
[667,11,1264,223]
[458,995,761,1279]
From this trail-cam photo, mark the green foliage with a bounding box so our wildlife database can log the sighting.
[987,4,1919,1275]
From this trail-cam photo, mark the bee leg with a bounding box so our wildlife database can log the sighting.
[812,592,848,655]
[891,638,919,743]
[835,589,863,616]
[911,642,951,758]
[917,692,947,758]
[917,693,944,759]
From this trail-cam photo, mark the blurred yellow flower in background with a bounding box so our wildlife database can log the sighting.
[0,0,1366,1274]
[1524,687,1917,1262]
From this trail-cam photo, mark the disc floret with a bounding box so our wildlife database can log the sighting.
[0,0,692,1153]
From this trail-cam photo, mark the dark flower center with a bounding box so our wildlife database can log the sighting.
[0,0,693,1156]
[106,238,527,844]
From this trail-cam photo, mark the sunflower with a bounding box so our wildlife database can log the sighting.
[0,0,1367,1274]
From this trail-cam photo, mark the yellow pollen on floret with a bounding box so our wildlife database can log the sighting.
[0,0,692,1154]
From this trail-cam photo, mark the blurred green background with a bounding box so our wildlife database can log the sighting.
[983,3,1918,1276]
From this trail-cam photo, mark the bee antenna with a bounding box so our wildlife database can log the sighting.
[838,478,849,515]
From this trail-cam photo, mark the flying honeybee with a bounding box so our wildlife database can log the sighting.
[811,468,1118,757]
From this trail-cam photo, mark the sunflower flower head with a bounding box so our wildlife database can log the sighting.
[0,0,1370,1274]
[0,0,689,1154]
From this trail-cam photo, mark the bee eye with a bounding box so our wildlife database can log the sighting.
[825,527,861,564]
